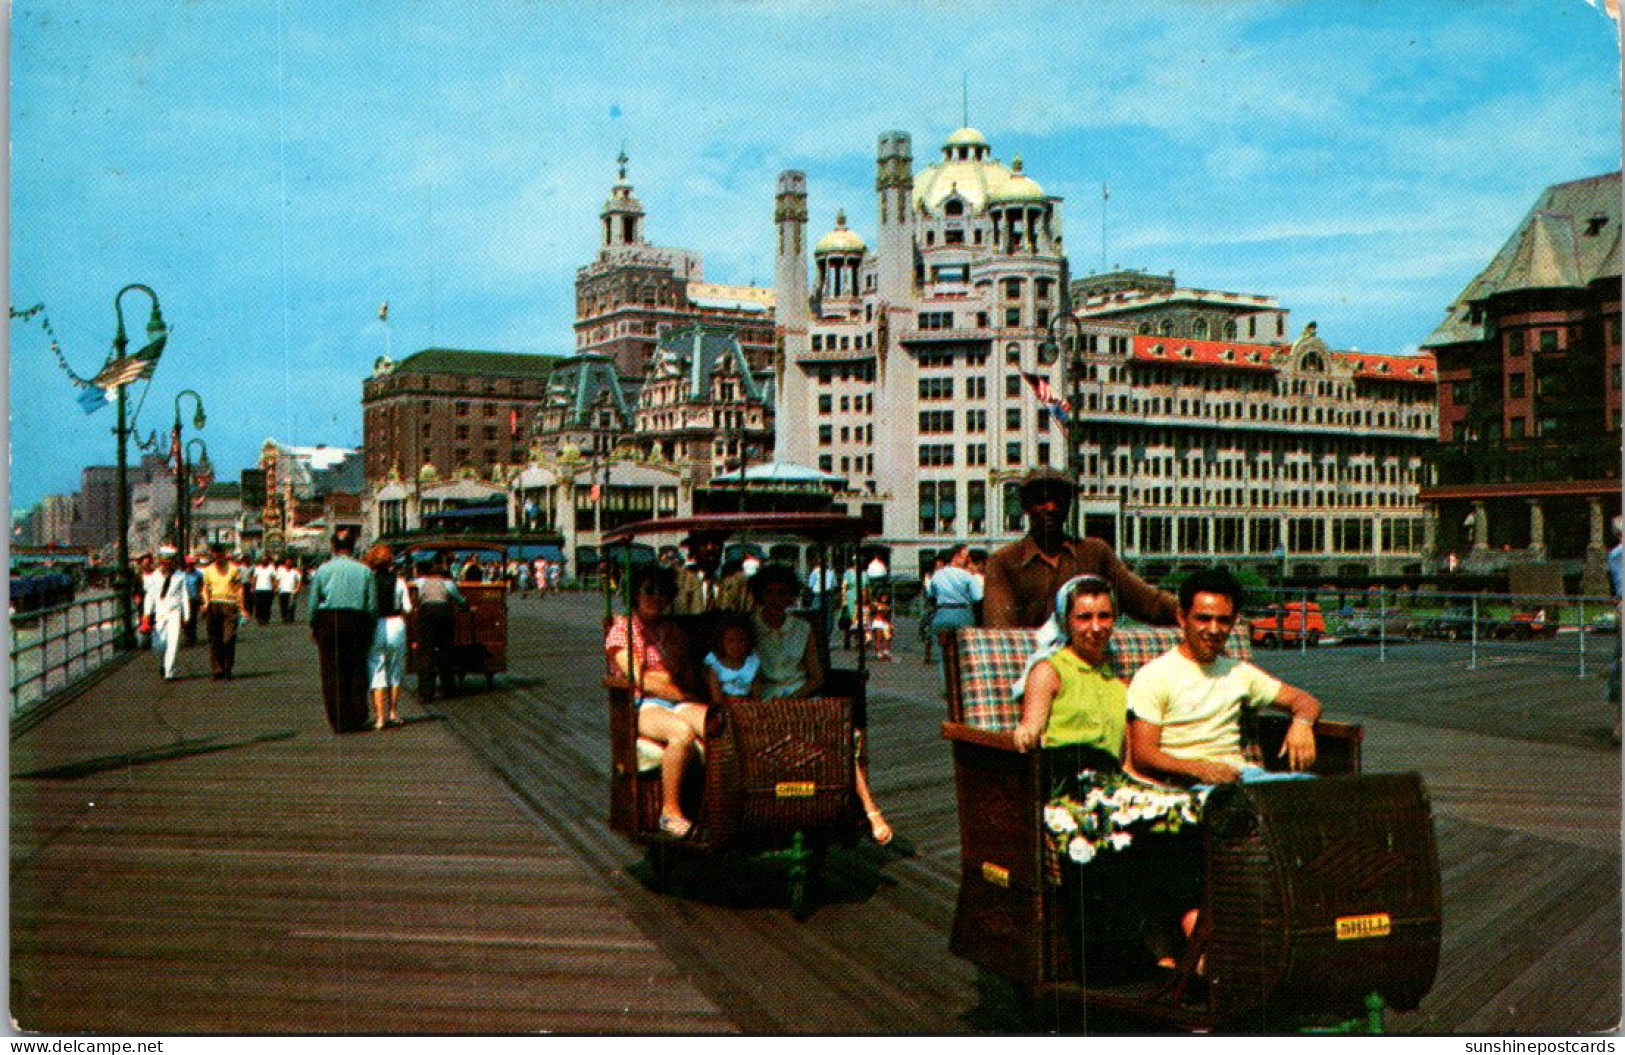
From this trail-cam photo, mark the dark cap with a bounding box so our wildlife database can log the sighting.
[681,530,731,547]
[1018,467,1076,507]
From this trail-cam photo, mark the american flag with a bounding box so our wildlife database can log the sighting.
[1021,372,1071,425]
[91,351,158,390]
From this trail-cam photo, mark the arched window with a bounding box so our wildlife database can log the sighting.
[1192,318,1210,340]
[945,198,965,217]
[1222,319,1237,339]
[1159,319,1176,337]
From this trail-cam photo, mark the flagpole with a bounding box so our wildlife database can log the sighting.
[1100,184,1109,273]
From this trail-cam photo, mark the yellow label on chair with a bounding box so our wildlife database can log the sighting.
[981,862,1011,888]
[1335,913,1391,940]
[775,782,816,797]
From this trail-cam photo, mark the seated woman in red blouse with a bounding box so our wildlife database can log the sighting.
[605,564,706,838]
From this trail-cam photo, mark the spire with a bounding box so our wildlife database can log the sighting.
[616,142,629,185]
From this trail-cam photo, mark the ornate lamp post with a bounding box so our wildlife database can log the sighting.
[171,390,206,552]
[111,284,168,650]
[184,438,212,551]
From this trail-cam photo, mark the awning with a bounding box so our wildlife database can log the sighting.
[423,502,509,521]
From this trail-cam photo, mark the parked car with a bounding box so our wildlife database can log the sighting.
[1337,608,1415,643]
[1588,610,1620,635]
[1249,601,1325,647]
[1491,609,1559,640]
[1412,606,1480,641]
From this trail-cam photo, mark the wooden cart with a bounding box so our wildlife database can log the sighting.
[942,624,1441,1032]
[600,513,877,916]
[399,539,508,692]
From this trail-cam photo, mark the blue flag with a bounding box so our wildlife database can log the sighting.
[77,384,111,414]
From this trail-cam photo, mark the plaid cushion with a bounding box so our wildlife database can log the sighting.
[953,623,1254,733]
[955,629,1037,731]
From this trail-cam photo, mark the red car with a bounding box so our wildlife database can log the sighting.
[1249,601,1326,647]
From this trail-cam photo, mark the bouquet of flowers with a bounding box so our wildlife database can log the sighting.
[1042,769,1204,870]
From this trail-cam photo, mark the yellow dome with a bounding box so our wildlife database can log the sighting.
[988,155,1047,204]
[913,158,1013,215]
[944,126,989,150]
[814,211,867,254]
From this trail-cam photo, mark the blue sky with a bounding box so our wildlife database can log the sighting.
[9,0,1620,511]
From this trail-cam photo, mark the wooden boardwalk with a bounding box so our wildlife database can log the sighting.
[12,592,1621,1034]
[10,614,729,1034]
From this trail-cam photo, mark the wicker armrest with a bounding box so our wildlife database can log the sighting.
[941,720,1020,752]
[603,674,633,691]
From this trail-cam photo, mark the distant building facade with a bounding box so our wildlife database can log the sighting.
[1419,171,1621,586]
[772,126,1436,576]
[71,466,119,551]
[259,441,365,556]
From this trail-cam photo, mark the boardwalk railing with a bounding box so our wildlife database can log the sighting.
[1243,586,1620,677]
[10,590,123,719]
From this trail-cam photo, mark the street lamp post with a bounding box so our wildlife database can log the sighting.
[111,284,168,651]
[185,438,212,551]
[171,390,206,553]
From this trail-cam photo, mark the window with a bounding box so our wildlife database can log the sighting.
[966,443,987,466]
[966,409,987,432]
[1509,417,1525,438]
[818,425,833,446]
[967,480,987,533]
[1037,442,1051,463]
[967,377,987,399]
[944,228,965,245]
[1004,277,1024,299]
[1035,278,1053,301]
[1003,483,1024,532]
[918,377,954,400]
[1005,307,1022,327]
[917,444,955,467]
[455,424,470,440]
[818,455,833,472]
[455,402,470,416]
[1508,374,1525,398]
[1006,375,1022,397]
[818,394,833,414]
[919,410,954,433]
[1006,407,1022,430]
[1006,441,1022,466]
[840,396,850,411]
[1539,330,1558,354]
[1507,332,1523,357]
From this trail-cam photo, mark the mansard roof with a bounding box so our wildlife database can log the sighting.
[1423,171,1621,348]
[649,326,769,404]
[544,353,635,425]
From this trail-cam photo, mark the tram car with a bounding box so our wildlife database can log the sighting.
[942,624,1442,1032]
[399,538,508,691]
[600,513,877,917]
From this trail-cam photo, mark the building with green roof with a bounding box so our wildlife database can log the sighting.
[1419,171,1621,583]
[362,347,563,490]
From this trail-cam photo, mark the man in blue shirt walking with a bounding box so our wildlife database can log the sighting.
[308,527,378,733]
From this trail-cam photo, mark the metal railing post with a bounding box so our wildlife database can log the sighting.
[1469,593,1479,671]
[1578,599,1587,679]
[1378,585,1388,663]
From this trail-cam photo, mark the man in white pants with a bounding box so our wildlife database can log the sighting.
[143,545,192,681]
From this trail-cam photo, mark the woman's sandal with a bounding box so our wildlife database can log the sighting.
[866,809,894,847]
[658,814,693,839]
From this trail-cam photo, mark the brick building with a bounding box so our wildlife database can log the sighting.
[1419,171,1621,585]
[361,348,561,488]
[575,152,775,380]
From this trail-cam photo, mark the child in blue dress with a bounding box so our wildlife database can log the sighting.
[703,612,764,704]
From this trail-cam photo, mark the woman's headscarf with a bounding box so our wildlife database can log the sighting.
[1010,574,1114,699]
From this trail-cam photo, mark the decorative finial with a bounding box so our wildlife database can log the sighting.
[1012,154,1024,175]
[616,141,629,182]
[835,209,847,228]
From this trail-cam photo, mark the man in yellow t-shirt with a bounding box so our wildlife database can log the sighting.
[1127,567,1321,786]
[200,543,247,680]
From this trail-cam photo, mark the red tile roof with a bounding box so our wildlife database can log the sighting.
[1128,335,1435,383]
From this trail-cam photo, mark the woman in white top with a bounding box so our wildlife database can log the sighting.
[364,544,414,729]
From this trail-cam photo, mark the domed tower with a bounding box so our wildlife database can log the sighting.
[987,154,1054,254]
[600,149,645,249]
[814,211,867,309]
